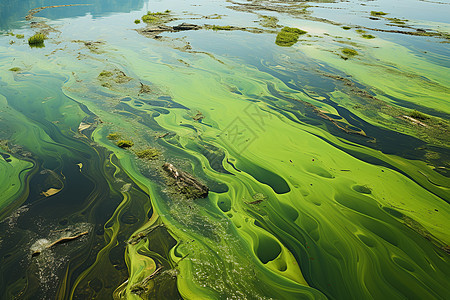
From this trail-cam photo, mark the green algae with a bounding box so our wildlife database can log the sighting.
[135,148,160,160]
[28,33,45,46]
[142,11,172,24]
[134,19,141,24]
[409,110,429,120]
[341,48,358,56]
[275,27,307,47]
[371,11,388,16]
[9,67,21,72]
[259,15,279,28]
[117,140,134,148]
[362,34,376,39]
[107,132,121,140]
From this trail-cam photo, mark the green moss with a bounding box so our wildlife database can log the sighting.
[15,34,24,39]
[135,148,160,160]
[117,140,134,148]
[134,19,141,24]
[371,11,388,16]
[342,26,351,30]
[342,48,358,56]
[362,34,376,39]
[9,67,21,72]
[409,110,429,120]
[107,133,121,140]
[28,33,45,46]
[275,27,307,47]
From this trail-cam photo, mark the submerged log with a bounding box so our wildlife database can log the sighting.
[163,163,209,199]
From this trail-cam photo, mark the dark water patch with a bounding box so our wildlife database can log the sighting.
[236,158,290,194]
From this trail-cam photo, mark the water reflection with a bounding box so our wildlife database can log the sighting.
[0,0,145,29]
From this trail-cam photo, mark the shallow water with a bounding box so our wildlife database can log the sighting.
[0,0,449,299]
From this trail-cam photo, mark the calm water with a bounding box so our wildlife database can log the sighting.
[0,0,449,299]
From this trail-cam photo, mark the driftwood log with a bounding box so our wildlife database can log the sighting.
[32,231,89,257]
[163,163,209,199]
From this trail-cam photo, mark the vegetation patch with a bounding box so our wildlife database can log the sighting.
[259,15,279,28]
[116,140,134,148]
[342,48,358,56]
[362,34,376,39]
[371,11,388,16]
[275,27,307,47]
[342,26,351,30]
[135,148,160,160]
[15,34,24,39]
[28,33,46,46]
[107,132,121,140]
[98,69,132,88]
[9,67,21,72]
[409,110,429,120]
[210,25,234,31]
[134,19,141,24]
[387,17,407,25]
[142,10,171,24]
[355,29,366,34]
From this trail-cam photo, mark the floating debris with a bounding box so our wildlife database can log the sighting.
[163,163,209,199]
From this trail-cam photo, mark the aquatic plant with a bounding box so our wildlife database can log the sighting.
[387,17,407,24]
[342,48,358,56]
[142,11,171,24]
[409,110,429,120]
[15,34,24,39]
[9,67,21,72]
[116,140,134,148]
[275,27,307,47]
[98,71,113,77]
[210,25,234,31]
[356,29,366,34]
[135,148,160,160]
[342,26,351,30]
[259,15,279,28]
[28,33,46,46]
[371,11,388,16]
[134,19,141,24]
[362,34,376,39]
[107,132,121,140]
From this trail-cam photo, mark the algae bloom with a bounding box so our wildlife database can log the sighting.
[275,27,307,47]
